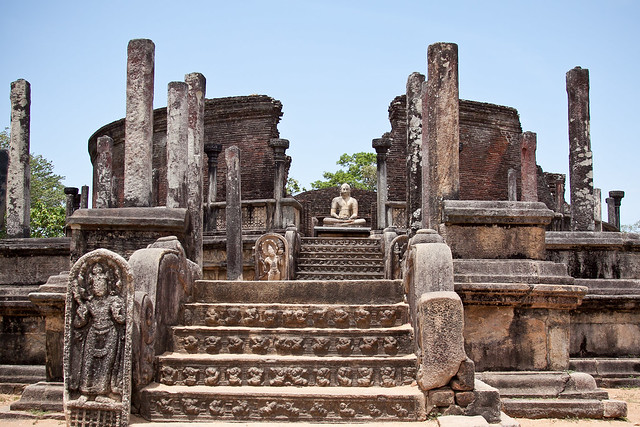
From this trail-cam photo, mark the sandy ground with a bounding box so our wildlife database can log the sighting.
[0,388,639,426]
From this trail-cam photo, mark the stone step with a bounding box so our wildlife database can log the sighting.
[296,272,386,281]
[570,357,640,388]
[139,384,426,422]
[193,280,403,305]
[301,237,382,247]
[182,302,409,328]
[297,264,384,274]
[478,371,608,400]
[574,278,640,296]
[454,259,573,285]
[0,364,46,390]
[297,255,384,263]
[501,398,626,419]
[171,325,414,357]
[156,353,418,388]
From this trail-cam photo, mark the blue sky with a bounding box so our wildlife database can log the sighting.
[1,1,639,226]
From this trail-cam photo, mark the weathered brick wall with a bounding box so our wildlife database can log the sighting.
[294,187,376,236]
[89,95,282,206]
[458,100,523,201]
[387,95,407,202]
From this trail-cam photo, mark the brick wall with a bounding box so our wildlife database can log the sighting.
[387,95,407,202]
[458,100,523,201]
[89,95,283,207]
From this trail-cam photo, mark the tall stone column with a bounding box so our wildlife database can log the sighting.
[593,188,602,231]
[373,136,392,230]
[124,39,155,207]
[204,143,222,231]
[269,138,290,229]
[185,72,206,267]
[424,43,460,229]
[95,135,114,208]
[0,149,8,232]
[7,79,31,238]
[521,131,538,202]
[166,81,189,209]
[566,67,595,231]
[406,72,425,233]
[225,146,243,280]
[606,190,624,231]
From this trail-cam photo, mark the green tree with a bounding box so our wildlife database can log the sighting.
[622,220,640,233]
[310,152,377,191]
[286,177,306,195]
[1,127,66,237]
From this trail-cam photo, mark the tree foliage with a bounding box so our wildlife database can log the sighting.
[286,177,306,195]
[622,220,640,233]
[1,127,66,237]
[310,152,377,191]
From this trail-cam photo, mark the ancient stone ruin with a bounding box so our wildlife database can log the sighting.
[0,38,638,426]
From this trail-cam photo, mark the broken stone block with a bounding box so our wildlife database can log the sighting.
[603,399,627,419]
[428,387,454,407]
[455,391,476,407]
[451,357,475,391]
[465,379,502,424]
[416,291,466,390]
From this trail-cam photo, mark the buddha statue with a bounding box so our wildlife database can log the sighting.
[322,183,366,226]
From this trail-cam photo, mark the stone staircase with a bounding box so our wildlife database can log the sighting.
[139,279,427,422]
[296,237,385,280]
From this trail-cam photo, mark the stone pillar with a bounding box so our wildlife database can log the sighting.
[95,135,114,208]
[80,185,89,209]
[373,136,392,230]
[269,138,290,229]
[607,190,624,230]
[566,67,595,231]
[166,81,189,209]
[521,131,538,202]
[0,149,7,232]
[406,72,425,233]
[7,79,31,238]
[64,187,79,219]
[124,39,155,207]
[594,188,602,231]
[507,169,517,201]
[185,72,206,267]
[424,43,460,229]
[225,146,243,280]
[204,143,222,231]
[554,174,566,213]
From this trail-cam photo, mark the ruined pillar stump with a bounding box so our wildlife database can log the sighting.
[521,131,538,202]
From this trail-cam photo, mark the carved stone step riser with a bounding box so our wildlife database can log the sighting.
[302,238,382,245]
[182,304,409,328]
[296,274,386,281]
[297,266,384,274]
[140,390,426,422]
[299,247,382,255]
[172,330,414,357]
[297,259,384,265]
[156,361,418,388]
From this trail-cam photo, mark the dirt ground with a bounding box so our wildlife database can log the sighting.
[0,388,639,426]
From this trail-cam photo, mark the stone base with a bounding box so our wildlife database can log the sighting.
[479,371,627,419]
[9,381,64,413]
[571,357,640,388]
[0,365,46,394]
[314,226,371,238]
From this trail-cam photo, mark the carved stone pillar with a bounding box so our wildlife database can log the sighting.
[64,187,80,219]
[185,72,206,267]
[166,81,189,209]
[269,138,290,229]
[124,39,155,207]
[204,143,222,231]
[95,135,114,208]
[566,67,595,231]
[80,186,89,209]
[594,188,602,231]
[521,131,538,202]
[406,72,425,233]
[225,146,243,280]
[373,136,392,230]
[424,43,460,230]
[7,79,31,238]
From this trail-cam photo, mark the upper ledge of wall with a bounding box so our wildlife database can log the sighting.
[545,231,640,251]
[444,200,555,226]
